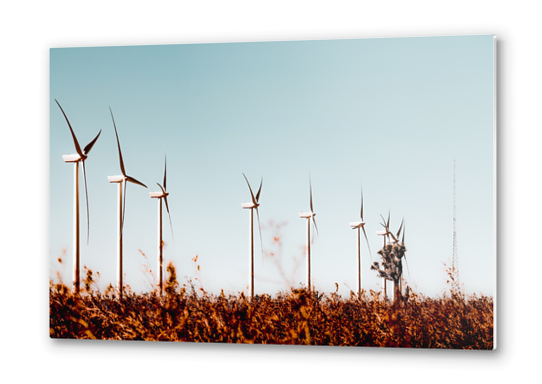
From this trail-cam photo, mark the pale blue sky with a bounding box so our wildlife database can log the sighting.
[50,35,494,298]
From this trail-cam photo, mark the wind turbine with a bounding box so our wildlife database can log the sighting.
[398,220,411,295]
[299,175,319,291]
[56,99,102,294]
[149,153,174,296]
[376,212,396,245]
[375,212,392,298]
[349,186,372,297]
[388,216,404,245]
[241,173,263,298]
[376,214,405,300]
[107,108,147,298]
[389,217,404,300]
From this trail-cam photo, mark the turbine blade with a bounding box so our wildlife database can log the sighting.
[242,173,257,205]
[403,253,411,282]
[110,107,126,176]
[387,211,390,229]
[361,225,372,262]
[380,214,387,229]
[312,216,320,239]
[387,213,398,242]
[360,185,364,221]
[83,129,102,155]
[122,180,127,234]
[255,177,263,203]
[164,196,174,246]
[157,183,174,245]
[55,99,83,157]
[309,175,314,213]
[81,160,90,244]
[163,195,170,215]
[310,217,319,245]
[396,218,404,239]
[162,193,170,217]
[126,175,147,188]
[157,183,167,197]
[163,153,167,191]
[255,207,263,262]
[401,222,406,245]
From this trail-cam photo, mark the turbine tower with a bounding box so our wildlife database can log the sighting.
[241,173,263,298]
[349,186,372,297]
[149,153,174,296]
[299,175,319,291]
[56,100,102,294]
[107,108,147,299]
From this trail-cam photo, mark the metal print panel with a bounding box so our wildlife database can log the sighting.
[50,35,495,349]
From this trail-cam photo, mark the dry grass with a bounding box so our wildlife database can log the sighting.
[50,263,493,349]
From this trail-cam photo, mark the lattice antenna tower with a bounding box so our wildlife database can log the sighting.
[452,159,459,282]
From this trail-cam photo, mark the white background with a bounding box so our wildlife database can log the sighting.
[0,0,537,382]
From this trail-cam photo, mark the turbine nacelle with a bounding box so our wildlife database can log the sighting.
[62,154,84,163]
[299,212,315,219]
[241,202,258,209]
[349,221,365,229]
[108,174,148,189]
[108,175,125,184]
[150,182,169,199]
[150,191,168,199]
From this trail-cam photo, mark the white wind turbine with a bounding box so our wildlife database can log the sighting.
[376,213,404,299]
[56,100,102,294]
[376,212,393,245]
[107,108,147,298]
[349,187,372,297]
[149,154,174,296]
[376,212,392,297]
[381,214,404,246]
[390,219,403,245]
[393,220,410,297]
[299,175,319,291]
[241,173,263,298]
[396,221,408,298]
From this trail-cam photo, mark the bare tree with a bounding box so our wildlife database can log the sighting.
[371,243,406,302]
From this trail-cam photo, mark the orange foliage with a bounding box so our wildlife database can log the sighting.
[49,263,493,349]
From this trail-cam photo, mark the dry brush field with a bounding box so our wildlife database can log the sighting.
[50,263,493,349]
